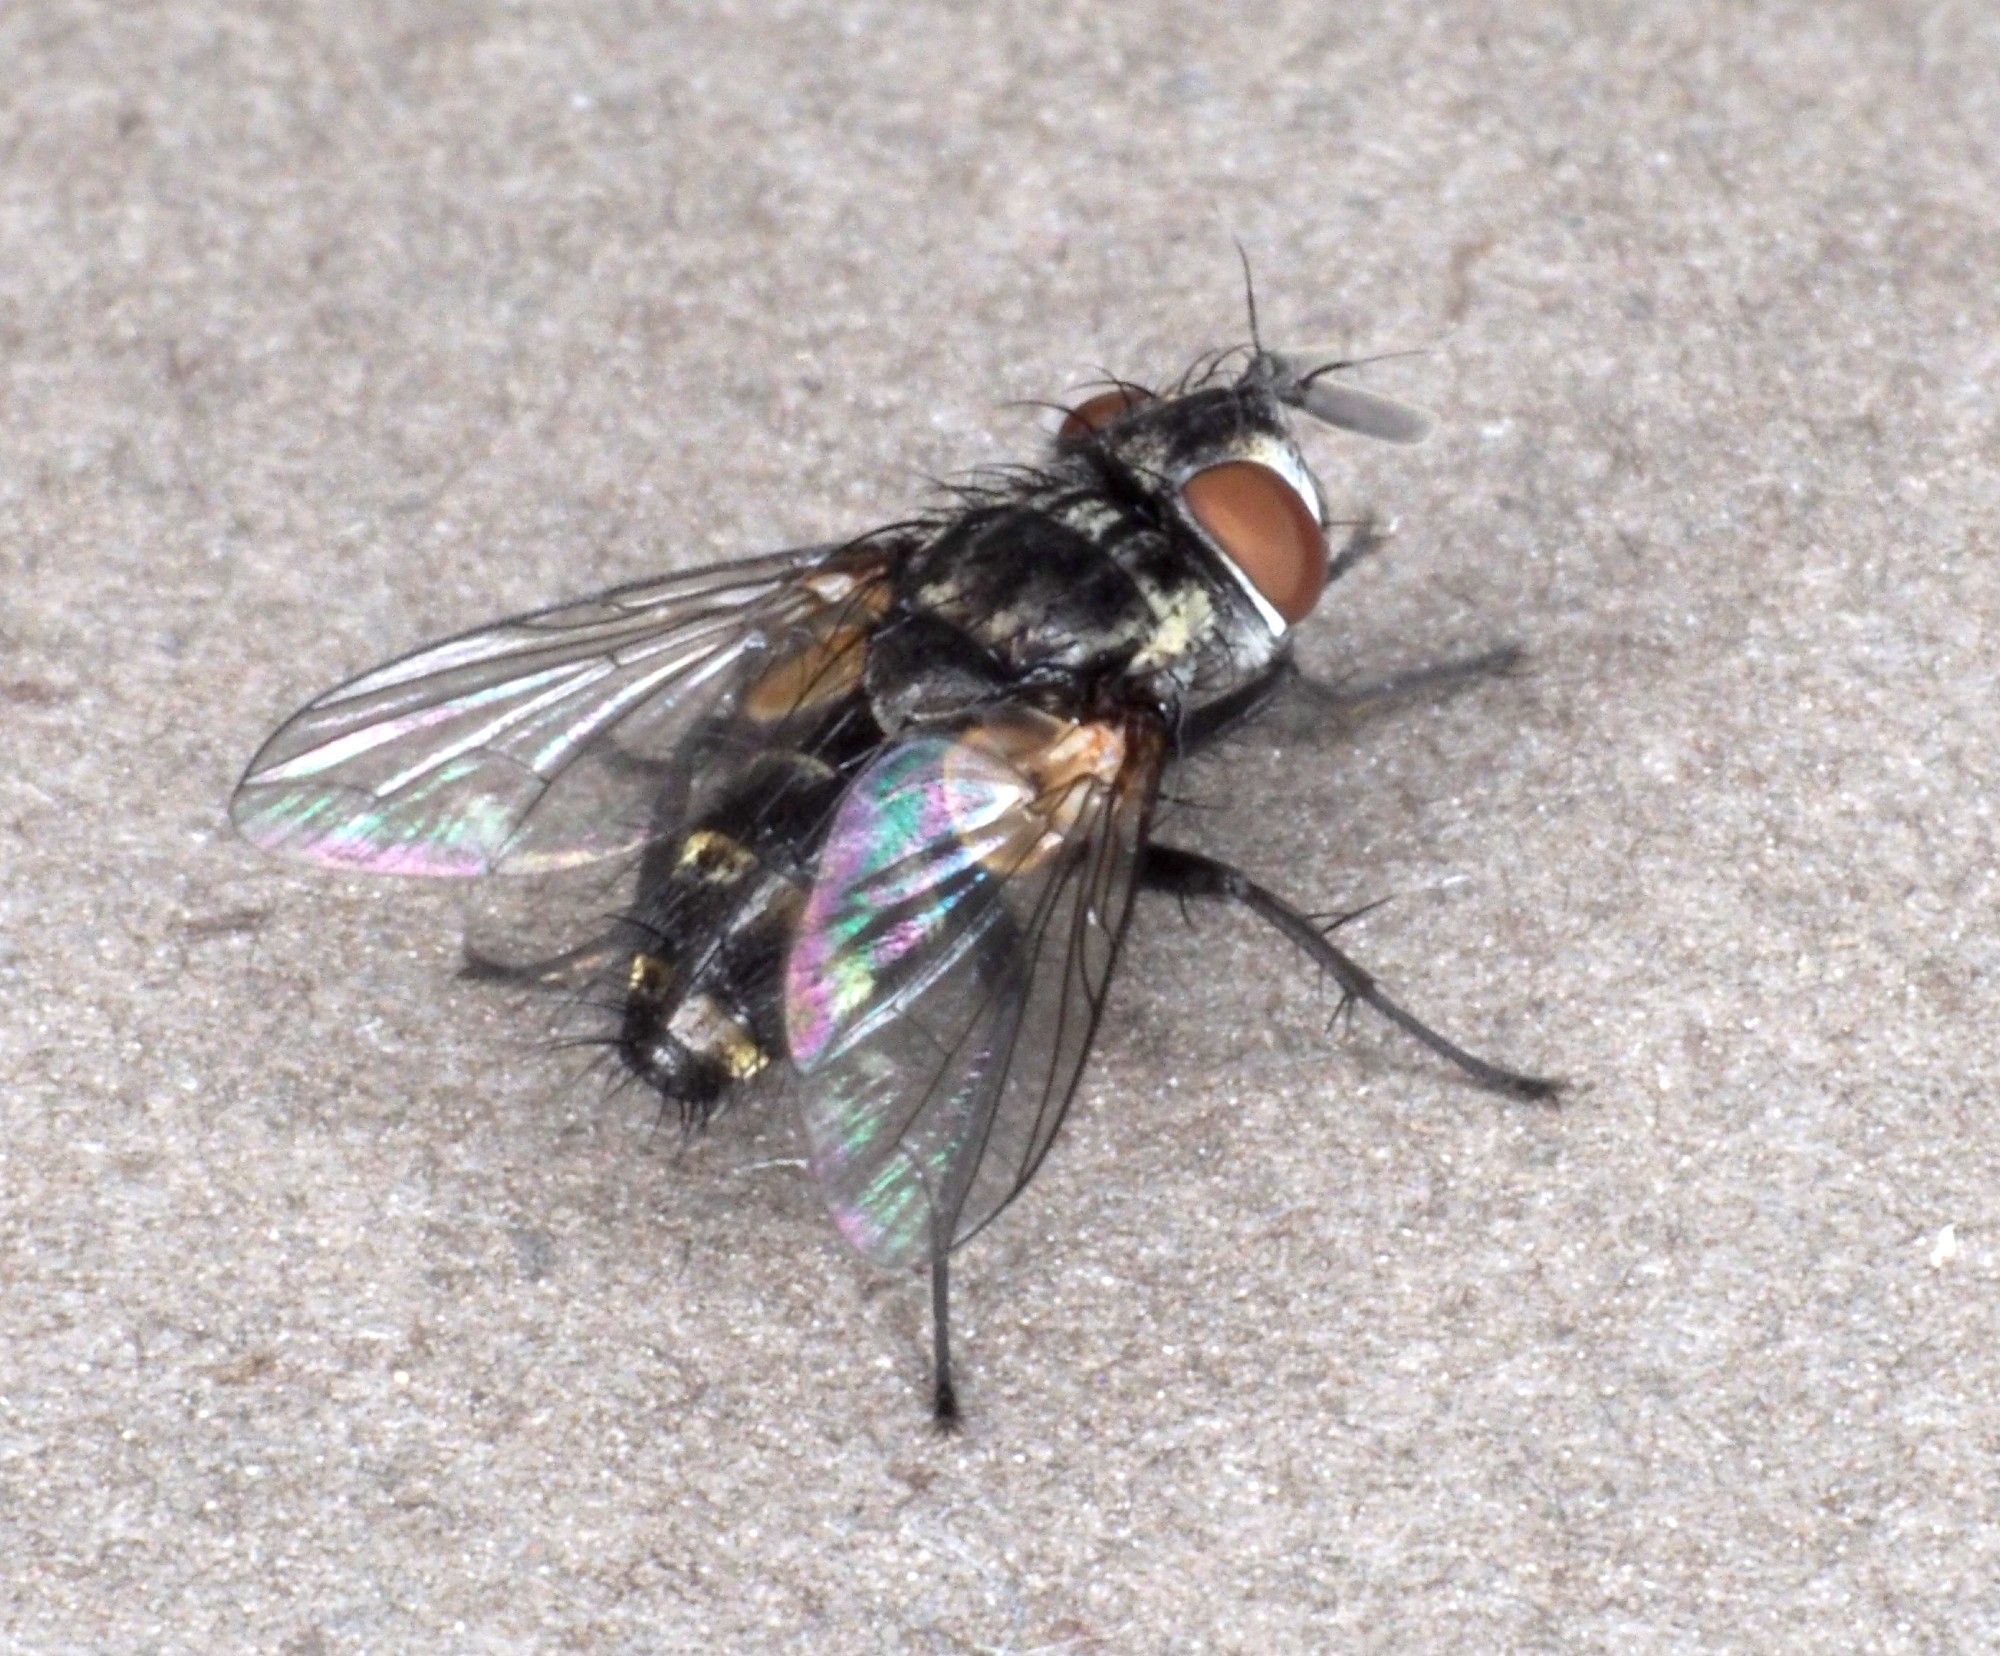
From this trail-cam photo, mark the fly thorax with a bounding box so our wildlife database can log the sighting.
[903,498,1154,679]
[1119,539,1220,677]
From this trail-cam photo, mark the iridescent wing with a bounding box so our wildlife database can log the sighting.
[784,707,1166,1269]
[231,542,897,877]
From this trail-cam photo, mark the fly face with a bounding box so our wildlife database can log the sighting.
[232,330,1551,1430]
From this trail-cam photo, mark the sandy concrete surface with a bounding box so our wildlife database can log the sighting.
[5,1,1998,1649]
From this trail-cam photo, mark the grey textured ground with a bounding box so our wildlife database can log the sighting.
[6,2,1998,1650]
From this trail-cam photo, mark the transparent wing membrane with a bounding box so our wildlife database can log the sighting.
[231,545,892,877]
[784,709,1164,1268]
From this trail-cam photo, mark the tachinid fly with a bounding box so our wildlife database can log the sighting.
[232,330,1556,1427]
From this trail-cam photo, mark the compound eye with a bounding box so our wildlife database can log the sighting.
[1058,386,1152,441]
[1180,460,1327,626]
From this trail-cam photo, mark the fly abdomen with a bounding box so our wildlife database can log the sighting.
[617,941,761,1117]
[614,744,852,1127]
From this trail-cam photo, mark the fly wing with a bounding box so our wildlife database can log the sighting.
[231,542,896,877]
[784,708,1166,1269]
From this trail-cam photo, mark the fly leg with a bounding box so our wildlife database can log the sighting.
[1323,514,1391,587]
[1173,522,1410,755]
[1315,513,1528,710]
[459,935,626,988]
[1293,644,1525,714]
[1175,645,1522,755]
[1174,663,1294,753]
[1141,844,1560,1100]
[930,1243,960,1432]
[1178,637,1524,758]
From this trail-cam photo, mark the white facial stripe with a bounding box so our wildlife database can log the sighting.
[1213,550,1290,636]
[1262,443,1325,525]
[1184,502,1296,636]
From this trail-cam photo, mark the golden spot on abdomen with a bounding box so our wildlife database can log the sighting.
[677,828,758,882]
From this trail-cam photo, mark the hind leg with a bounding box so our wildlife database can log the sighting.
[458,936,626,987]
[1141,843,1560,1099]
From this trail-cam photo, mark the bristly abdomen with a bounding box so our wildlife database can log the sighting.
[608,742,852,1128]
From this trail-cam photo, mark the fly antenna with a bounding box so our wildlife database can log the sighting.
[1234,238,1263,356]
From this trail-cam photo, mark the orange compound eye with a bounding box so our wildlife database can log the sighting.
[1180,460,1327,626]
[1057,386,1152,441]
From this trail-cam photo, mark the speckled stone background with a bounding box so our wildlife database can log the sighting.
[5,2,1997,1649]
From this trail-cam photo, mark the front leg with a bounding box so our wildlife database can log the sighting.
[1141,844,1560,1100]
[1293,644,1526,715]
[1312,516,1527,713]
[1323,514,1391,588]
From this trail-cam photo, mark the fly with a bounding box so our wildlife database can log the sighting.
[232,318,1557,1428]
